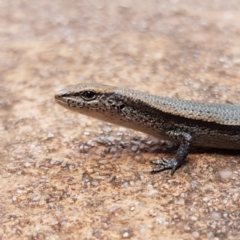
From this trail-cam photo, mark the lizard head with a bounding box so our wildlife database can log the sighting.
[55,84,126,123]
[55,83,165,137]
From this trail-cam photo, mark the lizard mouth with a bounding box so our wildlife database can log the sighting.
[54,90,69,106]
[54,93,61,100]
[55,93,63,99]
[55,88,70,100]
[54,93,64,103]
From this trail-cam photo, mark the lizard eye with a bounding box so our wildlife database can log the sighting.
[81,90,96,101]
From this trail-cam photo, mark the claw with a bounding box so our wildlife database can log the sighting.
[150,158,179,175]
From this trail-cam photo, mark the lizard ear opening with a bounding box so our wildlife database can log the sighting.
[81,90,96,101]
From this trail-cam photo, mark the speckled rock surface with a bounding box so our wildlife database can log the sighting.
[0,0,240,239]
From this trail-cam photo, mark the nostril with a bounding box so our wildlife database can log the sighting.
[55,90,69,99]
[55,93,61,99]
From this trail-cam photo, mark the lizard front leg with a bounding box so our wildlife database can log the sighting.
[151,131,192,175]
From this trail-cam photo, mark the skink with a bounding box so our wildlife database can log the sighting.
[55,84,240,174]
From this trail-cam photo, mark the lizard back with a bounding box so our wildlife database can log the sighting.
[115,87,240,126]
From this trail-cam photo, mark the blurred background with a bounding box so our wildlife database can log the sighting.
[1,0,240,239]
[1,0,240,99]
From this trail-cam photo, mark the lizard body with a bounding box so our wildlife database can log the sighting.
[55,84,240,174]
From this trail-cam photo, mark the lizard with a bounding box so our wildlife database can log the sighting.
[55,83,240,175]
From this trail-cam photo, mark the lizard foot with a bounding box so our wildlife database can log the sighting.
[150,158,179,175]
